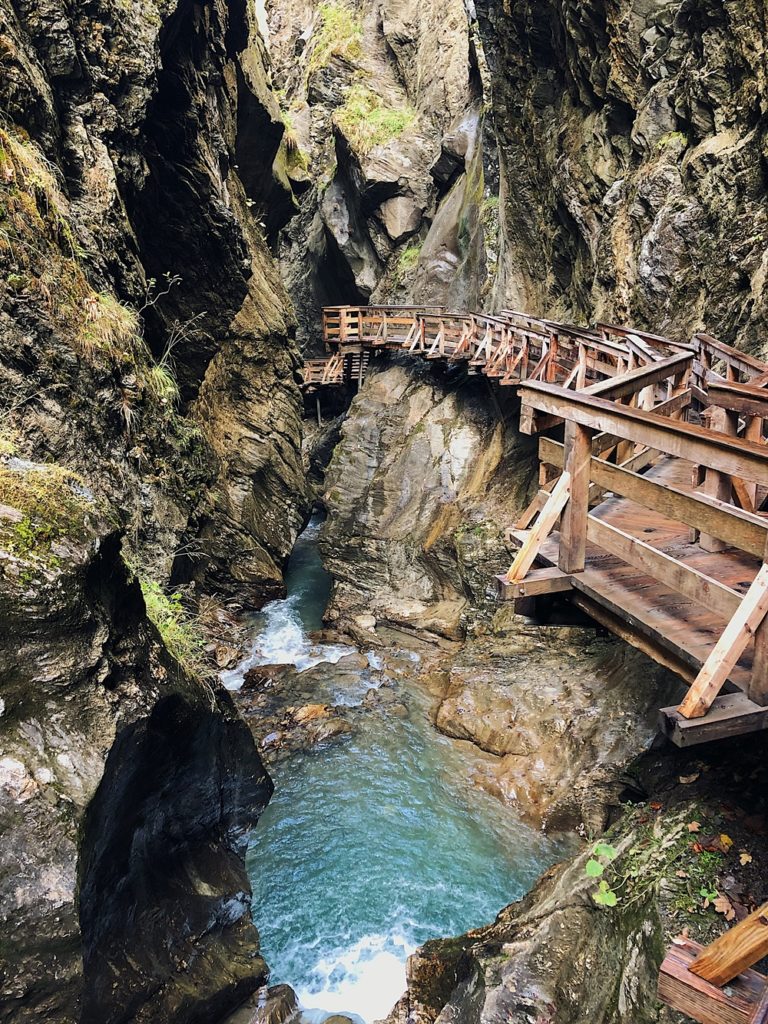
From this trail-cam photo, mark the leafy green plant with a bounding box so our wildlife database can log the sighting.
[333,84,416,155]
[586,842,620,907]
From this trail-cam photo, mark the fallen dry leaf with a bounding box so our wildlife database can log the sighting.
[687,821,701,833]
[650,801,663,811]
[720,833,734,850]
[713,894,736,922]
[739,851,753,866]
[679,772,700,785]
[675,870,690,878]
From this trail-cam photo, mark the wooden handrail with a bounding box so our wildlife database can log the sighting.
[539,437,768,557]
[582,351,693,400]
[519,381,768,485]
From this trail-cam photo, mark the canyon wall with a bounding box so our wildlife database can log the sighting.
[478,0,768,354]
[1,0,307,1018]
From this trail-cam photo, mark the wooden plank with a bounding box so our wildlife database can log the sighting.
[495,566,573,600]
[586,515,742,620]
[658,937,768,1024]
[678,564,768,718]
[518,382,768,486]
[659,692,768,746]
[691,902,768,987]
[751,614,768,706]
[559,422,592,573]
[501,473,571,582]
[538,437,768,558]
[582,351,693,401]
[570,591,699,684]
[709,381,768,419]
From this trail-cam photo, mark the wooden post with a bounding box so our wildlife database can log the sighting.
[357,354,364,390]
[559,421,592,573]
[316,394,322,426]
[678,563,768,718]
[700,407,739,552]
[691,900,768,986]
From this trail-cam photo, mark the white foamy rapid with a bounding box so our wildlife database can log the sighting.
[296,931,416,1022]
[221,594,353,690]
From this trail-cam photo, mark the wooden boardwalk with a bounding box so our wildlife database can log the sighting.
[308,304,768,1024]
[307,305,768,748]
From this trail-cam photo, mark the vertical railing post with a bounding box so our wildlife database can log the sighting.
[339,308,348,345]
[559,420,593,573]
[700,406,738,552]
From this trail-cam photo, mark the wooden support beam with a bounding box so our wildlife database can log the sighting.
[583,351,693,401]
[501,472,571,582]
[538,436,768,558]
[678,563,768,718]
[496,566,573,600]
[586,515,742,620]
[691,902,768,987]
[659,937,768,1024]
[518,382,768,486]
[659,692,768,746]
[708,380,768,419]
[700,407,739,551]
[559,422,592,573]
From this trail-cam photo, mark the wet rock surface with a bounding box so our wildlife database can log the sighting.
[0,481,271,1023]
[319,360,533,637]
[0,0,308,606]
[477,0,768,351]
[435,613,682,832]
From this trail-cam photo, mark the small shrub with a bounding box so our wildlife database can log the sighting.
[397,243,422,274]
[0,461,94,561]
[78,292,143,358]
[334,84,417,154]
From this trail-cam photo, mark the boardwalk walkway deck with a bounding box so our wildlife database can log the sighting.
[305,305,768,748]
[306,303,768,1024]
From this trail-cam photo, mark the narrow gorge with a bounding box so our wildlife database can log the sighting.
[1,2,767,1024]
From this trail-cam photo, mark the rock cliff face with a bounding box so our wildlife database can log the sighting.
[1,0,308,605]
[264,0,494,350]
[1,0,309,1019]
[319,358,533,637]
[477,0,768,351]
[0,462,272,1023]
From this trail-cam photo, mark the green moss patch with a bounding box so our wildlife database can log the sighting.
[0,461,97,565]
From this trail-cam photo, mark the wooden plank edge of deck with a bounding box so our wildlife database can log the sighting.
[658,693,768,747]
[659,938,768,1024]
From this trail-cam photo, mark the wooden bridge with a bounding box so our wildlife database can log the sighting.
[308,305,768,748]
[307,304,768,1024]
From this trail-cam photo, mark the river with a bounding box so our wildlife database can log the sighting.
[224,515,569,1022]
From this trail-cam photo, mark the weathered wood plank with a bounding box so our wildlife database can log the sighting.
[691,902,768,987]
[708,380,768,419]
[518,382,768,486]
[658,937,768,1024]
[501,473,571,582]
[586,515,742,620]
[496,566,573,600]
[559,422,592,573]
[658,692,768,746]
[678,563,768,718]
[538,437,768,557]
[582,351,693,401]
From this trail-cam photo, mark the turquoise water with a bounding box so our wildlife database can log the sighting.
[242,516,568,1021]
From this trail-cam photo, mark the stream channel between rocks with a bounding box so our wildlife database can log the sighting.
[223,514,573,1022]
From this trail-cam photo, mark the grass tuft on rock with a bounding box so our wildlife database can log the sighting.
[139,578,210,679]
[333,84,416,154]
[308,2,363,72]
